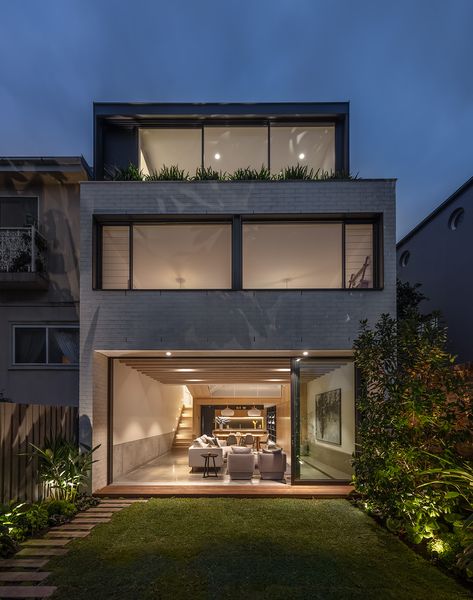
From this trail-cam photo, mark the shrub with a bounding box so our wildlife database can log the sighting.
[353,280,473,579]
[44,499,77,519]
[0,502,48,541]
[276,164,315,180]
[28,438,99,502]
[74,493,101,512]
[0,524,18,558]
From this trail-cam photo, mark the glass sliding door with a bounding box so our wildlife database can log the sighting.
[291,357,356,483]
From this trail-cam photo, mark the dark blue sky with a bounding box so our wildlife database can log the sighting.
[1,0,472,238]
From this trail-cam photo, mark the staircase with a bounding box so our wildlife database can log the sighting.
[173,406,194,448]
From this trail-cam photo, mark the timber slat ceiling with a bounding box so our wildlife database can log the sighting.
[118,358,350,385]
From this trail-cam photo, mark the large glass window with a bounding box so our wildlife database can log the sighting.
[102,226,130,290]
[204,127,268,173]
[139,128,202,176]
[345,224,374,288]
[295,358,355,482]
[14,326,79,366]
[132,223,232,289]
[270,126,335,175]
[242,222,342,289]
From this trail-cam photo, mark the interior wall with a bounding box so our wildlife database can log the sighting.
[112,360,187,479]
[305,363,355,475]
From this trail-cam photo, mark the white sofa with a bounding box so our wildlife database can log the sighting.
[188,436,231,469]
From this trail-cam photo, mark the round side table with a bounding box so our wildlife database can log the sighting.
[201,452,219,478]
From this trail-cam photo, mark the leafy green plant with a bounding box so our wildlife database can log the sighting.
[28,438,100,502]
[192,166,222,180]
[73,493,100,512]
[228,165,271,181]
[0,502,48,541]
[0,524,18,558]
[276,164,315,180]
[112,163,144,181]
[44,499,77,519]
[145,165,188,181]
[421,456,473,577]
[353,280,473,578]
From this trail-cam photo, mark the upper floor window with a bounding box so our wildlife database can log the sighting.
[13,325,79,366]
[138,124,336,175]
[242,222,342,288]
[0,197,38,227]
[204,127,268,173]
[140,128,202,176]
[132,223,232,289]
[270,126,335,175]
[98,218,377,291]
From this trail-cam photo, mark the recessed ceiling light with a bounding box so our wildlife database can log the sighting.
[267,379,284,382]
[187,379,204,382]
[165,351,172,357]
[214,153,221,160]
[302,351,309,356]
[298,153,305,160]
[175,368,196,372]
[274,368,291,372]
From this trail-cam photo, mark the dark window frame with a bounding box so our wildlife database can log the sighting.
[12,324,79,368]
[94,214,383,292]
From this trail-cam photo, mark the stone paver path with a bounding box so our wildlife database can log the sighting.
[0,499,143,599]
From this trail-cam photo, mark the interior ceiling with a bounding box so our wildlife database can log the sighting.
[118,357,351,389]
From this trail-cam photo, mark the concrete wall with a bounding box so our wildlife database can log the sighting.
[0,175,81,406]
[112,361,185,479]
[79,180,396,486]
[397,181,473,363]
[305,363,355,477]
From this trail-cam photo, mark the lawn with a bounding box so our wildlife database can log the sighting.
[48,498,471,600]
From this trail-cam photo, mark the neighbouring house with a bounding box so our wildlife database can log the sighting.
[80,102,396,492]
[397,176,473,364]
[0,156,90,407]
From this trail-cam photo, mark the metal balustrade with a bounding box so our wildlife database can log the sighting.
[0,226,47,273]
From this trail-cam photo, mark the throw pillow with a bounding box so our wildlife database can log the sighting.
[267,439,277,448]
[193,437,206,448]
[231,446,252,454]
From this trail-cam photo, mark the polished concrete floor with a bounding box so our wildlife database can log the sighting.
[114,447,290,486]
[113,448,351,486]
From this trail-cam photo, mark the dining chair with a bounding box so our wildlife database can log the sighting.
[226,434,238,446]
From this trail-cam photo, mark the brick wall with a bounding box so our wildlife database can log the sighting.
[79,180,396,488]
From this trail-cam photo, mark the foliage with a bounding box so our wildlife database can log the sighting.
[44,499,77,518]
[0,524,18,558]
[275,164,315,180]
[111,162,359,182]
[73,493,101,512]
[28,438,100,502]
[0,501,48,541]
[228,165,271,181]
[145,165,188,181]
[192,166,222,180]
[353,280,473,579]
[421,455,473,577]
[112,163,144,181]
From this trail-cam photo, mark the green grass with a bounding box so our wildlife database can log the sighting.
[48,499,470,600]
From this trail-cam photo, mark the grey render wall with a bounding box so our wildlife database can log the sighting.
[80,180,396,460]
[397,181,473,363]
[0,175,80,406]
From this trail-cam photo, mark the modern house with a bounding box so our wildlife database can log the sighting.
[0,157,90,407]
[80,102,396,493]
[397,176,472,364]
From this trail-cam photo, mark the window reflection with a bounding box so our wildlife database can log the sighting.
[270,126,335,174]
[204,127,268,173]
[243,222,342,289]
[139,129,202,176]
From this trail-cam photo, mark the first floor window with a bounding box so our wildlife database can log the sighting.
[14,326,79,365]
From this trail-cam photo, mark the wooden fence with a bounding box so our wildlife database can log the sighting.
[0,402,78,504]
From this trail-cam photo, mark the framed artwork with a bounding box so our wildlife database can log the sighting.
[315,388,341,445]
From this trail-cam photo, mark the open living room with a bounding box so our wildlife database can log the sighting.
[107,356,355,488]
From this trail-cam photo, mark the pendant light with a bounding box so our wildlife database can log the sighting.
[221,406,234,417]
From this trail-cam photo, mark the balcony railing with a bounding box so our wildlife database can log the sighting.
[0,227,48,289]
